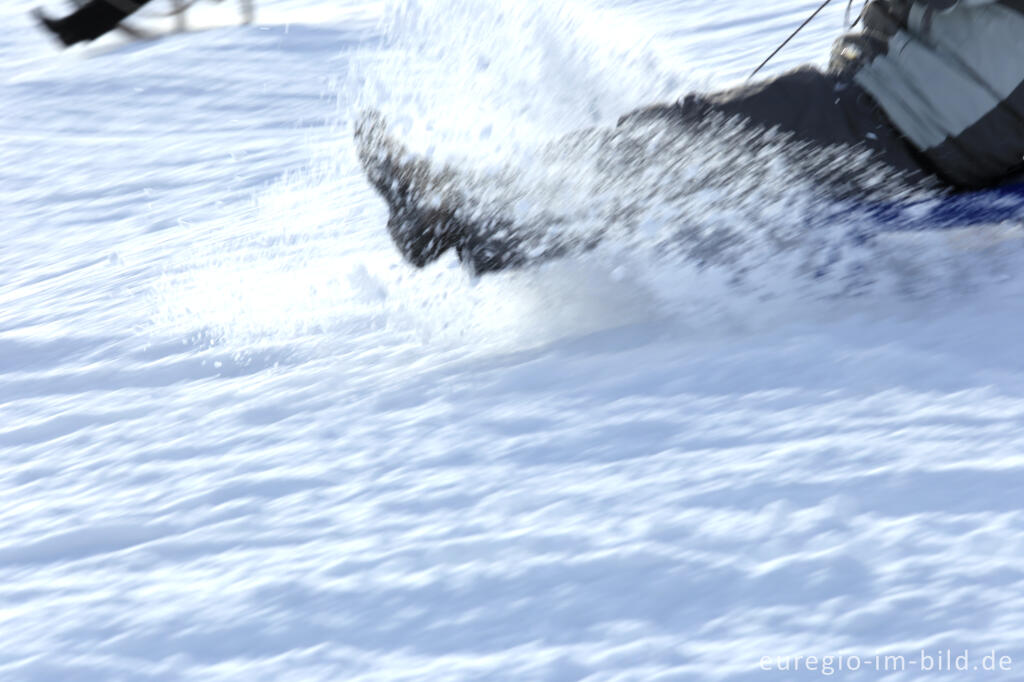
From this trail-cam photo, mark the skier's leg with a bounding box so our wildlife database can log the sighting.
[355,70,926,274]
[617,66,926,178]
[34,0,153,46]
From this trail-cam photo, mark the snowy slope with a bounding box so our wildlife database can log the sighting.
[3,0,1024,680]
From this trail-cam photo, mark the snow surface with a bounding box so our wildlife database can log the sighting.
[4,0,1024,679]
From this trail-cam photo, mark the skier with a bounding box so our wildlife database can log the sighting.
[359,0,1024,274]
[33,0,154,47]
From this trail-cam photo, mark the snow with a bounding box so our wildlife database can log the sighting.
[3,0,1024,679]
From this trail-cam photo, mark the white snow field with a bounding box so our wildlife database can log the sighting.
[4,0,1024,679]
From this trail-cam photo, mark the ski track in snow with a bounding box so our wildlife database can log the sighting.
[3,0,1024,680]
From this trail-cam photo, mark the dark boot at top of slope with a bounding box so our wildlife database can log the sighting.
[33,0,155,47]
[32,8,79,46]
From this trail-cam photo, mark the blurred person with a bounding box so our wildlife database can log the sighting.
[33,0,154,47]
[357,0,1024,273]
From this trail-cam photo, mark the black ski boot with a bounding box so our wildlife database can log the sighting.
[354,111,467,267]
[354,110,526,274]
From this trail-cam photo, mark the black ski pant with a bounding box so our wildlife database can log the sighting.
[46,0,153,46]
[464,68,932,273]
[618,66,930,182]
[363,67,940,275]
